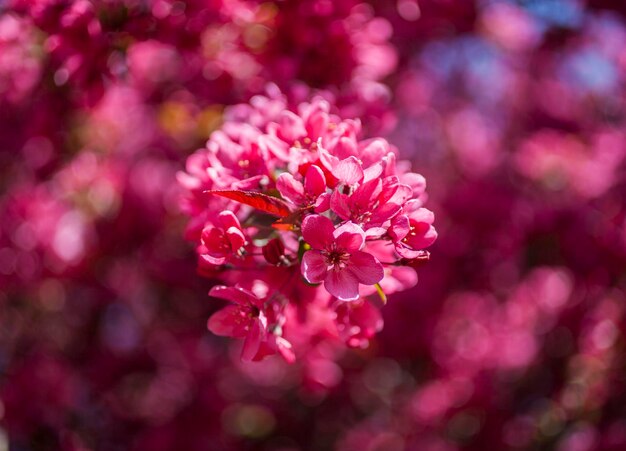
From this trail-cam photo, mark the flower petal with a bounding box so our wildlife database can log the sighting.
[389,214,410,242]
[201,227,227,255]
[301,250,328,283]
[400,172,427,197]
[301,214,335,249]
[409,207,435,225]
[226,226,245,250]
[334,136,357,160]
[200,253,226,266]
[334,222,365,252]
[209,285,258,306]
[241,318,264,361]
[370,202,402,226]
[332,156,363,186]
[348,251,384,285]
[364,227,386,239]
[314,192,331,213]
[276,172,305,205]
[363,160,384,182]
[207,305,245,337]
[304,164,326,197]
[275,336,296,364]
[405,224,438,249]
[217,210,242,231]
[359,138,389,164]
[388,183,413,205]
[277,110,307,142]
[259,134,290,161]
[325,268,360,301]
[348,180,380,216]
[330,191,351,220]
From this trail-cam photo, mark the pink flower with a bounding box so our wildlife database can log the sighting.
[207,285,268,361]
[199,211,246,265]
[335,300,383,348]
[389,201,437,258]
[301,215,384,300]
[331,156,365,186]
[330,175,412,230]
[276,164,330,211]
[208,284,294,363]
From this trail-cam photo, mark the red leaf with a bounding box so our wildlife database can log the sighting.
[205,190,291,217]
[271,222,296,231]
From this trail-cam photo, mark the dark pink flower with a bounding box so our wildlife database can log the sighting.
[199,211,246,265]
[252,334,296,364]
[207,285,268,361]
[301,214,384,300]
[335,300,383,348]
[208,284,295,363]
[389,201,437,258]
[330,175,411,230]
[331,155,365,186]
[276,164,330,211]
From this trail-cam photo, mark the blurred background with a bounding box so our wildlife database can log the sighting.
[1,0,626,449]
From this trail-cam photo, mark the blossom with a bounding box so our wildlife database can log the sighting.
[389,201,437,258]
[208,284,294,362]
[207,285,269,361]
[198,211,246,265]
[276,163,330,211]
[334,300,383,348]
[330,174,412,230]
[300,214,384,300]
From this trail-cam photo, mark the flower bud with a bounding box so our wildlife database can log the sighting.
[262,238,286,266]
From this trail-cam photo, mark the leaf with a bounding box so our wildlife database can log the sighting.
[272,222,296,232]
[205,190,291,217]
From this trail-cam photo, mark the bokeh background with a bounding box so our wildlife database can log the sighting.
[2,0,626,449]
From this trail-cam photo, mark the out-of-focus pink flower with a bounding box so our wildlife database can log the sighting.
[208,284,294,363]
[0,14,43,105]
[127,40,180,91]
[207,285,269,361]
[335,300,383,348]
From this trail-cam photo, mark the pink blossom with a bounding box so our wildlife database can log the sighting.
[334,300,383,348]
[331,156,365,186]
[198,211,246,265]
[276,164,330,211]
[301,214,384,300]
[208,284,294,363]
[207,285,268,361]
[389,201,437,258]
[331,175,412,230]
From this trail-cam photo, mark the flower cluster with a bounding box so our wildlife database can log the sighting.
[180,92,436,362]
